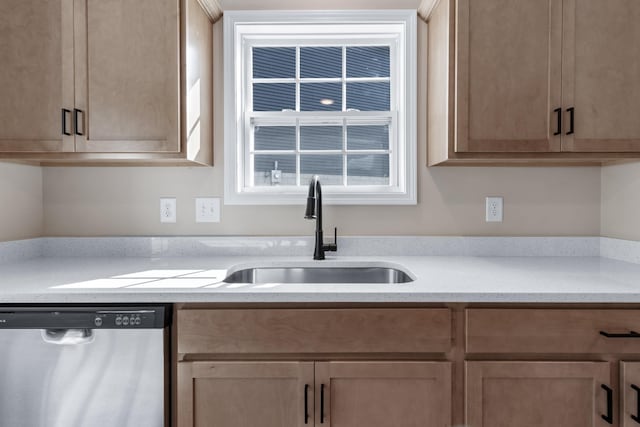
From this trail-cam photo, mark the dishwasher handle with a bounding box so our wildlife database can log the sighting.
[41,328,95,345]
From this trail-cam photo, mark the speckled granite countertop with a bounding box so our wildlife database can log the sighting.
[2,252,640,303]
[0,236,638,303]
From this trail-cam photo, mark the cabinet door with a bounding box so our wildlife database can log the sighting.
[73,0,180,153]
[315,362,451,427]
[177,361,314,427]
[621,362,640,427]
[0,0,74,152]
[456,0,563,153]
[562,0,640,152]
[466,361,612,427]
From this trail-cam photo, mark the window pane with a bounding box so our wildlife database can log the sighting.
[346,82,390,111]
[301,126,342,150]
[300,47,342,78]
[253,83,295,111]
[301,155,343,185]
[300,83,342,111]
[255,126,296,151]
[253,47,295,78]
[254,154,296,186]
[347,125,389,150]
[346,46,390,78]
[347,154,389,185]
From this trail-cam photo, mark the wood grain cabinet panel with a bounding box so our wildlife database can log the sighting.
[620,362,640,427]
[73,0,180,153]
[466,309,640,354]
[316,362,451,427]
[466,361,612,427]
[562,0,640,152]
[177,308,452,356]
[0,0,213,164]
[0,0,74,153]
[177,362,314,427]
[456,0,563,153]
[427,0,640,164]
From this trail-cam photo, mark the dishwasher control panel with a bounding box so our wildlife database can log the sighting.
[0,306,168,329]
[94,310,156,328]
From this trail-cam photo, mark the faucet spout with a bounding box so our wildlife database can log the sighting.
[304,176,337,260]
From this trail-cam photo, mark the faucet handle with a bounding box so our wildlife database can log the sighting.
[324,227,338,252]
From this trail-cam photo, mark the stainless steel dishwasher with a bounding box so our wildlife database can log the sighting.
[0,305,170,427]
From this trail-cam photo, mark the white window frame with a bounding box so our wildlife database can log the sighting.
[224,10,417,205]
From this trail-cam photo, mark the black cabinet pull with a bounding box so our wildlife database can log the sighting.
[566,107,575,135]
[320,383,325,424]
[61,109,72,136]
[600,330,640,338]
[74,108,84,136]
[553,107,562,135]
[632,384,640,423]
[602,384,613,424]
[304,384,309,424]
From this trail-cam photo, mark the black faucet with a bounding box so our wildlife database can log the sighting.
[304,175,337,260]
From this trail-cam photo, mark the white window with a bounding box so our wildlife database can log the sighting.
[224,10,417,205]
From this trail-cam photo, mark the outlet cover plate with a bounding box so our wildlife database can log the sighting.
[196,197,221,223]
[160,198,177,223]
[485,196,503,222]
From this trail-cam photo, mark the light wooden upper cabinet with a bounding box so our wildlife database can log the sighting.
[0,0,74,153]
[73,0,180,153]
[466,361,612,427]
[0,0,213,165]
[562,0,640,152]
[427,0,640,165]
[456,0,562,154]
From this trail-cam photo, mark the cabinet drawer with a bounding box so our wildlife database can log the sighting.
[178,308,451,355]
[467,309,640,354]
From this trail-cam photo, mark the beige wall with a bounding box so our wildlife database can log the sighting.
[41,20,602,237]
[601,162,640,241]
[0,163,43,241]
[42,164,600,237]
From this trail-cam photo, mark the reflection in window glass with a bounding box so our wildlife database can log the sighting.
[255,126,296,151]
[300,83,342,111]
[347,154,389,185]
[253,83,296,111]
[301,126,342,150]
[347,125,389,150]
[254,155,296,186]
[301,155,343,185]
[346,82,390,111]
[300,47,342,78]
[253,47,295,78]
[346,46,390,78]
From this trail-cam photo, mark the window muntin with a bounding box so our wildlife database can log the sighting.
[224,11,416,205]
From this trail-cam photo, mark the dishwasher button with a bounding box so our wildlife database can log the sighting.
[122,317,129,326]
[94,317,103,327]
[115,316,123,326]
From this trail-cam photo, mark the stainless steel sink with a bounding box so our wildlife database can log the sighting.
[223,266,414,284]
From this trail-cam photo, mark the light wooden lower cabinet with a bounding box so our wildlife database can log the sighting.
[621,362,640,427]
[466,361,612,427]
[177,361,452,427]
[177,362,314,427]
[175,306,640,427]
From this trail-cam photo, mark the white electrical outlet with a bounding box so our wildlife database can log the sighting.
[195,197,220,223]
[160,198,177,223]
[485,196,503,222]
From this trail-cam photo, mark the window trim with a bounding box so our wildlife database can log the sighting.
[223,10,417,205]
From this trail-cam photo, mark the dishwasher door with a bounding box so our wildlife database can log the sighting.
[0,328,164,427]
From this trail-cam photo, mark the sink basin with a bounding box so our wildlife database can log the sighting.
[223,266,414,284]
